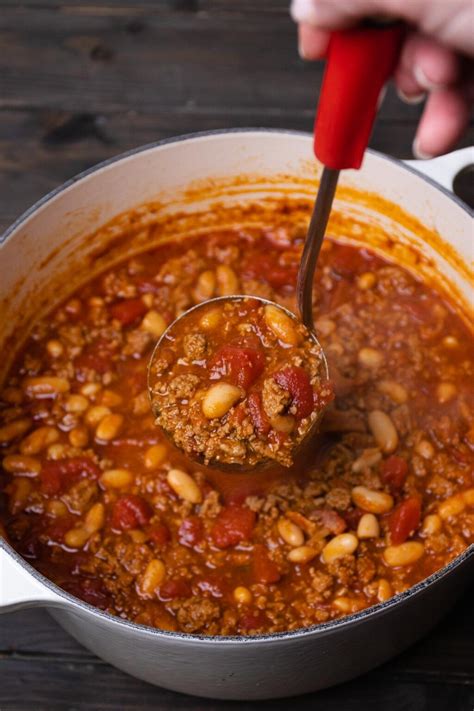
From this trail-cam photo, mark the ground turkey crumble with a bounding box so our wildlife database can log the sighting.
[1,225,472,637]
[150,297,332,468]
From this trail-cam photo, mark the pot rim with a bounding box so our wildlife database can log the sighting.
[1,127,473,644]
[0,128,472,249]
[2,537,473,643]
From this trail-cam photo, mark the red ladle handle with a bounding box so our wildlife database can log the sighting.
[314,23,405,170]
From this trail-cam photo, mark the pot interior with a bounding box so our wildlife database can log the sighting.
[0,131,472,382]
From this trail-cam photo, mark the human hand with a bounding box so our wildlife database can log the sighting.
[290,0,473,158]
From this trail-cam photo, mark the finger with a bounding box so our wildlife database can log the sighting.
[290,0,406,30]
[289,0,474,56]
[395,33,460,104]
[298,23,330,60]
[413,86,470,158]
[394,66,426,105]
[401,33,460,90]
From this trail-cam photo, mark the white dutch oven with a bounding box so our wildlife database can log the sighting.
[0,131,473,699]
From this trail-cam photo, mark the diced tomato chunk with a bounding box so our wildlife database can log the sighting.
[252,544,281,584]
[40,457,101,495]
[159,578,192,601]
[178,516,203,547]
[247,392,271,436]
[148,522,171,546]
[40,463,64,496]
[242,253,297,290]
[274,366,314,419]
[211,505,256,549]
[381,455,408,493]
[223,477,264,506]
[209,336,265,389]
[239,610,267,631]
[388,496,422,545]
[111,494,153,531]
[110,298,147,326]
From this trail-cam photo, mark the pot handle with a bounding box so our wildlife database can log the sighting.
[0,540,65,613]
[405,146,474,192]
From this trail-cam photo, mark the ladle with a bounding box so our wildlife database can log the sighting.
[148,21,404,471]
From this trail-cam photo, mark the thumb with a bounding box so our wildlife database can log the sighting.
[290,0,397,29]
[290,0,474,57]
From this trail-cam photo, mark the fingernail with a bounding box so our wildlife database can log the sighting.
[397,87,426,105]
[414,65,440,91]
[298,37,307,60]
[413,137,434,160]
[290,0,318,24]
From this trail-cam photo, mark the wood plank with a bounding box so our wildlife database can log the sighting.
[1,106,473,233]
[1,0,472,239]
[0,3,471,128]
[0,1,290,12]
[0,655,472,710]
[0,609,82,656]
[0,2,473,709]
[1,578,473,709]
[1,584,473,678]
[0,5,427,120]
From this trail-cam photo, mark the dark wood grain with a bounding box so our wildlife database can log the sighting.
[0,1,473,231]
[4,101,472,233]
[0,657,471,711]
[2,585,474,678]
[1,585,473,710]
[1,2,473,708]
[0,4,422,117]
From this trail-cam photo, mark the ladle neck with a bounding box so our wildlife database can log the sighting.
[297,167,340,331]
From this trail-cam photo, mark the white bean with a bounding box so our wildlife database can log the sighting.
[322,533,358,563]
[352,486,394,514]
[202,382,242,419]
[167,469,202,504]
[277,517,305,547]
[264,304,300,346]
[368,410,399,453]
[357,513,380,539]
[383,542,424,567]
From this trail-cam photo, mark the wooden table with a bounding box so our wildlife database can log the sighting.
[1,2,473,709]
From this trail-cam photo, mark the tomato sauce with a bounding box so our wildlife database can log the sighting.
[0,221,472,635]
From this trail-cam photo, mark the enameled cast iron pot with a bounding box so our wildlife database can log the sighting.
[0,131,473,700]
